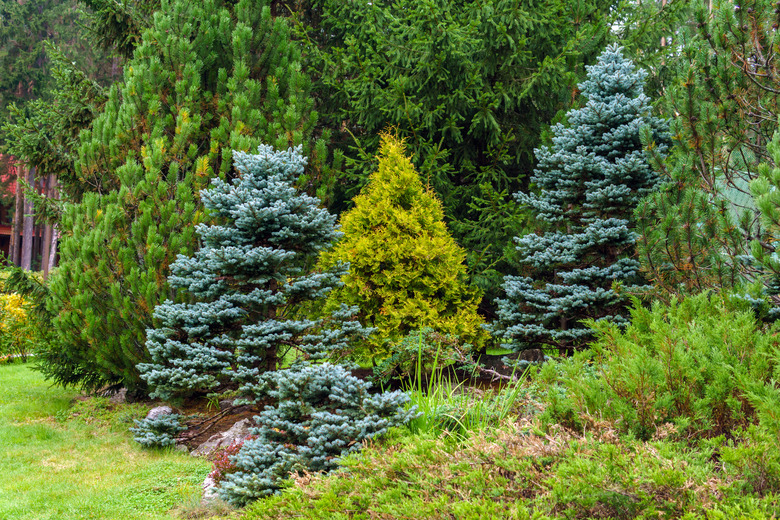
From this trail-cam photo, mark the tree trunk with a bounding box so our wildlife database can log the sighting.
[41,175,53,278]
[9,165,24,266]
[48,225,58,273]
[20,166,35,270]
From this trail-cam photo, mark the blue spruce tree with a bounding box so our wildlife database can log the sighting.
[138,145,367,400]
[493,45,670,353]
[138,145,415,503]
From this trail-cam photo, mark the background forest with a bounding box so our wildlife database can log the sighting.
[2,0,780,517]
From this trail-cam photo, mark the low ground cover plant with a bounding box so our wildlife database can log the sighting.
[240,419,780,519]
[538,292,780,442]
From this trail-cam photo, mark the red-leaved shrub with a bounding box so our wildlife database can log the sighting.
[209,435,257,484]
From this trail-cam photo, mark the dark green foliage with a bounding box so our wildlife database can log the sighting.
[540,293,780,441]
[139,145,366,400]
[305,0,617,299]
[0,0,121,123]
[4,43,108,201]
[749,131,780,318]
[218,363,416,505]
[45,0,324,392]
[81,0,159,58]
[493,45,670,353]
[130,413,185,448]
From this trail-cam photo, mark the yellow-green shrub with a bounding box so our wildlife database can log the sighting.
[321,134,485,363]
[0,292,38,361]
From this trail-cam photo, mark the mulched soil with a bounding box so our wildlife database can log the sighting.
[177,405,261,451]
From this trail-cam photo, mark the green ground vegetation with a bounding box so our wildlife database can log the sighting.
[0,363,217,520]
[241,423,780,520]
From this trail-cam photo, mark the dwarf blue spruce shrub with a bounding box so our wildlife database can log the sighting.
[138,145,369,401]
[130,414,185,448]
[218,362,416,505]
[493,45,670,353]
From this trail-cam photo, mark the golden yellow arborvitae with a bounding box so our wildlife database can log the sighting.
[322,134,485,362]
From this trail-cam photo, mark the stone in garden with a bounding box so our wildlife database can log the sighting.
[201,475,218,504]
[108,388,127,404]
[192,418,253,458]
[145,406,173,421]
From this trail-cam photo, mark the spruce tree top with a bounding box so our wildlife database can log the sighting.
[523,44,667,226]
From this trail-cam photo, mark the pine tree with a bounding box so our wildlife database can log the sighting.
[320,134,484,363]
[139,144,367,400]
[45,0,325,392]
[634,0,780,299]
[748,130,780,318]
[493,45,670,354]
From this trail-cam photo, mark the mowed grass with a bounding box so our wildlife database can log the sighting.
[0,362,213,520]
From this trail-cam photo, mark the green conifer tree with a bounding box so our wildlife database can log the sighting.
[320,134,484,363]
[635,0,780,299]
[493,45,670,353]
[304,0,617,302]
[46,0,324,392]
[748,129,780,318]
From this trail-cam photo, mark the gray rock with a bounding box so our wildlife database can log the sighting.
[108,388,127,404]
[174,443,189,454]
[191,418,253,458]
[146,406,173,420]
[201,475,219,504]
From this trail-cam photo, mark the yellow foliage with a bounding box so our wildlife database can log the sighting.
[0,292,37,361]
[321,133,485,362]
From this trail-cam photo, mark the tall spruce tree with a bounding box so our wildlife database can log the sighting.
[45,0,325,392]
[320,134,484,363]
[303,0,617,303]
[139,144,367,400]
[493,45,670,353]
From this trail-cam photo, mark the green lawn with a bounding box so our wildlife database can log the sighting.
[0,362,214,520]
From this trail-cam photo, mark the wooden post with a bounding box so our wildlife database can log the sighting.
[20,166,35,271]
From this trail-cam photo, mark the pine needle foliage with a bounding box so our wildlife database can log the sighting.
[635,0,780,299]
[303,0,617,299]
[46,0,323,393]
[493,45,670,354]
[320,134,484,363]
[139,145,368,401]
